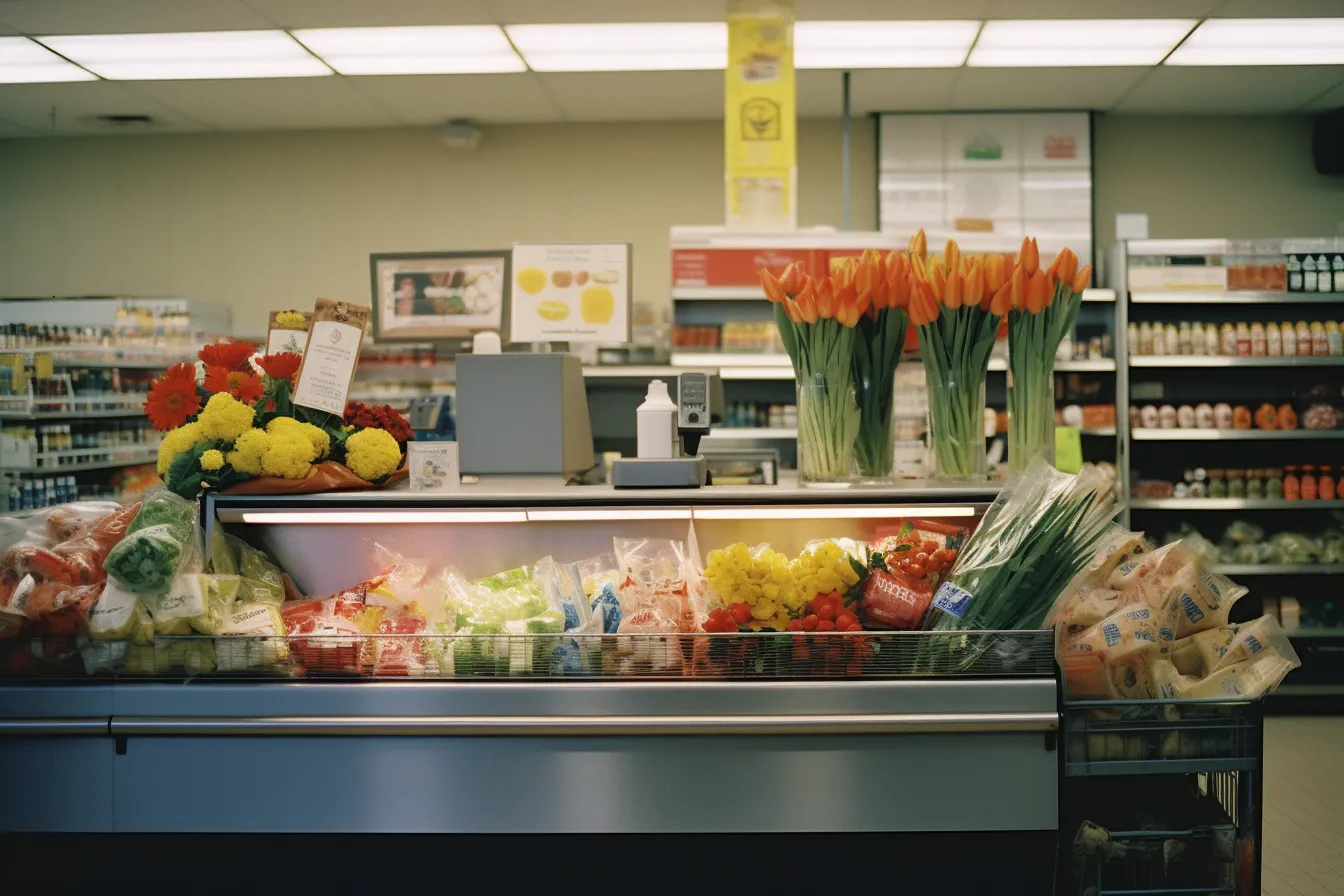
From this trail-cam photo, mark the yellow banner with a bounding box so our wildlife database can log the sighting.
[725,0,796,230]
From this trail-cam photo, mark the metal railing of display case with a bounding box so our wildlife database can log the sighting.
[8,629,1056,682]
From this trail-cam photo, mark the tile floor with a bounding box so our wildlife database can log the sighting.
[1263,717,1344,896]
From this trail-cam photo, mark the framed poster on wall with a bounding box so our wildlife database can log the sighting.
[876,112,1093,268]
[508,243,632,344]
[369,250,510,341]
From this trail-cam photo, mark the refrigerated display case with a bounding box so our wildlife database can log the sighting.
[0,479,1064,890]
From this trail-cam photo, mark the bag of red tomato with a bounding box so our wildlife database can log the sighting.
[862,520,968,630]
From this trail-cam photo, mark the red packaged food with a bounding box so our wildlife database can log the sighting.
[860,569,932,630]
[51,504,140,585]
[373,610,427,676]
[23,581,105,635]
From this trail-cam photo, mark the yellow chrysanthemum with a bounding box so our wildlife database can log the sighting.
[199,449,225,471]
[259,429,317,480]
[157,422,205,476]
[275,310,307,328]
[266,417,330,460]
[225,428,272,476]
[198,393,256,441]
[344,427,402,482]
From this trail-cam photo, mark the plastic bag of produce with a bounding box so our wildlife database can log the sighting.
[22,580,105,636]
[578,553,619,598]
[212,534,286,606]
[105,495,199,599]
[88,578,155,644]
[860,567,931,630]
[1267,532,1318,565]
[48,504,141,586]
[1222,520,1264,546]
[615,536,695,632]
[215,602,291,672]
[281,578,386,675]
[927,458,1118,633]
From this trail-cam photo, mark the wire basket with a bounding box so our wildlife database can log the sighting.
[1063,699,1263,776]
[2,629,1056,681]
[1069,771,1252,896]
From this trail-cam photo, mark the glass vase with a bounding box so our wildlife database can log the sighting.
[927,372,987,481]
[796,371,859,486]
[1008,358,1056,474]
[854,371,895,482]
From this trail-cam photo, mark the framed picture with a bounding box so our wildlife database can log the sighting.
[508,242,632,344]
[369,250,510,341]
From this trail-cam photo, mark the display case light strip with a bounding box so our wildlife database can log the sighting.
[693,506,977,521]
[527,508,692,522]
[235,510,529,524]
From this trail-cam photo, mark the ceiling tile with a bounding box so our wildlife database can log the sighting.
[483,0,730,23]
[1116,66,1344,114]
[539,70,721,121]
[0,0,271,35]
[245,0,494,28]
[984,0,1220,15]
[1302,77,1344,112]
[0,80,207,134]
[1209,0,1344,15]
[128,77,400,130]
[348,73,562,124]
[950,67,1146,110]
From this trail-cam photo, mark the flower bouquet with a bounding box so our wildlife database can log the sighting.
[847,249,912,481]
[146,340,411,499]
[760,261,870,484]
[908,233,1007,480]
[1006,239,1092,473]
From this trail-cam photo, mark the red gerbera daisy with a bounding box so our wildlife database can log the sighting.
[255,352,301,381]
[204,365,265,404]
[145,363,201,431]
[199,340,258,372]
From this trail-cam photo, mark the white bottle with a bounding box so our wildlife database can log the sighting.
[636,379,677,459]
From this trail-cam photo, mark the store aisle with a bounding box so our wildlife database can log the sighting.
[1263,717,1344,896]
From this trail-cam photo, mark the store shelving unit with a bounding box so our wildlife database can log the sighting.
[1119,237,1344,698]
[0,297,229,511]
[1133,429,1344,440]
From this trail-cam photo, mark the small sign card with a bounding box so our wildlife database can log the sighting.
[293,299,368,417]
[409,441,460,492]
[509,243,631,344]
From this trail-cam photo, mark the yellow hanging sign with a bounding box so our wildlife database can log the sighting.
[725,0,796,230]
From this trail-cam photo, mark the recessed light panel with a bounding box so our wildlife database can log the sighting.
[1167,18,1344,66]
[39,31,331,80]
[505,23,726,72]
[293,26,525,74]
[0,36,96,83]
[969,19,1195,67]
[795,21,980,68]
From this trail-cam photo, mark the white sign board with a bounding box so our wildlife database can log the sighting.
[509,243,631,344]
[409,441,460,492]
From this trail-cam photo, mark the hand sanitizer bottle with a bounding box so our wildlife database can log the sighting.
[636,379,677,459]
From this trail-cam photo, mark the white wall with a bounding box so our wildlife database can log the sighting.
[0,118,874,336]
[1,113,1340,336]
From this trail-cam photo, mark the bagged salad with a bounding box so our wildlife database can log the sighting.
[105,492,200,599]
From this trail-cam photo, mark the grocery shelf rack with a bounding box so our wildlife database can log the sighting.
[1117,237,1344,698]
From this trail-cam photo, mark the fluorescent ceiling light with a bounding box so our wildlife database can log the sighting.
[969,19,1195,67]
[795,21,979,68]
[292,25,524,74]
[693,506,978,521]
[506,23,725,71]
[236,510,528,524]
[1167,18,1344,66]
[38,31,331,80]
[0,36,96,83]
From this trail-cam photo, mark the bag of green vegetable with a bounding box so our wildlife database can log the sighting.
[215,601,291,672]
[211,531,285,606]
[87,579,155,644]
[925,457,1118,634]
[105,493,200,598]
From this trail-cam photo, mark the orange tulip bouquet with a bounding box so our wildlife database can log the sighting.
[908,233,1007,480]
[846,249,912,480]
[1005,238,1092,473]
[761,262,869,483]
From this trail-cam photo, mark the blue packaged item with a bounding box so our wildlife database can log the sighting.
[592,583,622,634]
